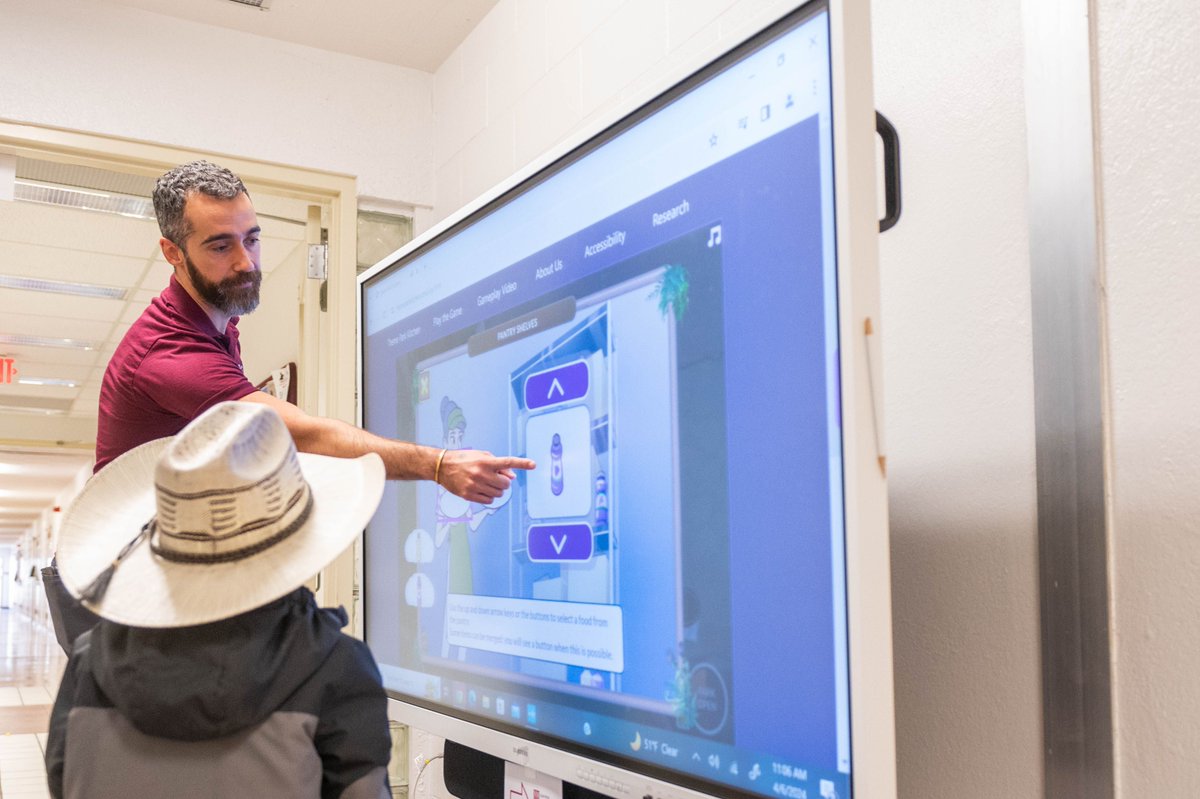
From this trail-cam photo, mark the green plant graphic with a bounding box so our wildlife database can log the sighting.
[666,653,697,730]
[650,264,690,322]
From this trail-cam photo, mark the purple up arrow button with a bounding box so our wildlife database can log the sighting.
[525,360,589,410]
[527,523,593,562]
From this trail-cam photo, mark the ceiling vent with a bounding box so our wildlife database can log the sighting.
[14,180,156,221]
[226,0,273,8]
[0,333,97,351]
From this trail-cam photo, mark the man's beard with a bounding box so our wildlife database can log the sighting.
[183,252,261,316]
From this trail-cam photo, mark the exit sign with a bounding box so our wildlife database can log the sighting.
[0,358,16,383]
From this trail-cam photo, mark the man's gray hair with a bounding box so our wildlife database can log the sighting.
[153,160,249,247]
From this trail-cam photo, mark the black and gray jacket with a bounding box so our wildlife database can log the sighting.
[46,588,391,799]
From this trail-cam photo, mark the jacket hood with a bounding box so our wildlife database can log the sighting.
[85,587,346,740]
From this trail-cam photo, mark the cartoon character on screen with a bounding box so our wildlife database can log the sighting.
[435,397,509,597]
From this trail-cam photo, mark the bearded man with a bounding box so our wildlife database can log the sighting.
[43,161,533,653]
[97,160,531,494]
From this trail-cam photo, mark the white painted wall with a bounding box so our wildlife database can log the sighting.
[0,545,11,608]
[11,460,90,627]
[0,0,435,205]
[871,1,1043,796]
[427,0,801,226]
[1094,1,1200,795]
[423,1,1044,798]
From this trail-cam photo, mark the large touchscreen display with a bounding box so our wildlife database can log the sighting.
[361,6,852,798]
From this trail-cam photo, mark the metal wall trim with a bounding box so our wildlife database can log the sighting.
[1021,1,1114,797]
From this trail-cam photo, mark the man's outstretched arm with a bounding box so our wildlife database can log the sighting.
[240,392,535,503]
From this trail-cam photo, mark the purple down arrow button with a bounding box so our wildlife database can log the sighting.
[525,360,589,410]
[527,523,593,562]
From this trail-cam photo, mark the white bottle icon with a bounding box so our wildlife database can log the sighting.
[550,433,564,496]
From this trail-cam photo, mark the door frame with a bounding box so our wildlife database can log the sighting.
[0,118,361,616]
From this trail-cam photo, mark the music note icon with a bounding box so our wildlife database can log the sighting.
[707,225,722,248]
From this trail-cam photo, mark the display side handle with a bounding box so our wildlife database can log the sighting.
[876,111,902,232]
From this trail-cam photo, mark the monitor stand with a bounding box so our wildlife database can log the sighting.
[442,740,607,799]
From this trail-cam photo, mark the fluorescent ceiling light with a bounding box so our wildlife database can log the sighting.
[0,333,96,351]
[13,179,156,221]
[16,377,80,388]
[227,0,273,7]
[0,406,65,417]
[0,275,127,300]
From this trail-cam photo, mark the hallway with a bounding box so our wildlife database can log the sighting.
[0,606,66,798]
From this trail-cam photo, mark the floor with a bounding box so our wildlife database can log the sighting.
[0,607,66,799]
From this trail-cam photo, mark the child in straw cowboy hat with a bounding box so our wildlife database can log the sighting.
[46,402,391,799]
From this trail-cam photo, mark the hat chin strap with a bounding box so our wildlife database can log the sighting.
[78,519,155,607]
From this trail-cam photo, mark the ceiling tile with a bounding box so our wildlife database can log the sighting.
[0,346,100,369]
[0,240,151,289]
[120,303,148,324]
[109,322,133,342]
[140,262,173,290]
[5,358,92,382]
[0,310,113,343]
[0,383,81,403]
[0,290,126,324]
[0,393,74,412]
[0,201,159,257]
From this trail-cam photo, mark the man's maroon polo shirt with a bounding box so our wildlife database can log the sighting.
[94,275,258,472]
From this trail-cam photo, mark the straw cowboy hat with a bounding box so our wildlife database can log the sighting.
[56,401,385,628]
